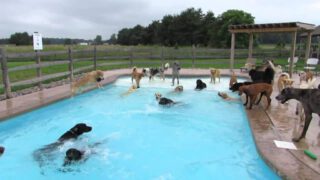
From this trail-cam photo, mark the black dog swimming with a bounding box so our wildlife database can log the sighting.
[155,93,175,105]
[33,123,92,167]
[195,79,207,90]
[63,148,84,166]
[276,88,320,142]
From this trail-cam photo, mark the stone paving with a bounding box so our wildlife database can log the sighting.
[0,68,319,179]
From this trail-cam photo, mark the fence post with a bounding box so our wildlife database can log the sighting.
[192,45,195,68]
[93,45,97,70]
[35,50,43,90]
[161,46,164,65]
[0,48,12,99]
[129,48,133,67]
[68,47,74,83]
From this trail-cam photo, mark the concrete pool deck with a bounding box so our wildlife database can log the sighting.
[0,68,319,179]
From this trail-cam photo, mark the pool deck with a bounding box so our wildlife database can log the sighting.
[0,68,319,179]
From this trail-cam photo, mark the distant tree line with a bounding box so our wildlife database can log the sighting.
[112,8,255,48]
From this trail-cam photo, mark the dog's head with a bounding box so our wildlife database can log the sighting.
[218,92,228,99]
[155,93,162,101]
[95,70,104,82]
[230,82,241,92]
[196,79,203,85]
[65,148,83,161]
[174,85,183,92]
[142,68,150,76]
[238,85,246,96]
[275,88,295,104]
[0,146,4,156]
[70,123,92,135]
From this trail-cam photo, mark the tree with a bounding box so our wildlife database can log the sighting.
[94,35,103,45]
[8,32,32,45]
[64,38,72,45]
[108,34,117,44]
[215,10,255,48]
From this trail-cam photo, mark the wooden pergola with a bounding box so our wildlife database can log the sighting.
[229,22,316,77]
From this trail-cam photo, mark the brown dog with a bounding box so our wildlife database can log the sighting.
[277,72,294,93]
[229,71,237,88]
[210,68,221,84]
[71,70,104,95]
[131,67,144,88]
[238,83,273,109]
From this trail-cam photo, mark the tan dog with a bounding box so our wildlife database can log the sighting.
[131,67,144,88]
[277,72,294,93]
[121,85,137,97]
[299,71,313,84]
[210,68,221,84]
[229,72,237,88]
[239,83,273,109]
[218,92,238,101]
[71,70,104,95]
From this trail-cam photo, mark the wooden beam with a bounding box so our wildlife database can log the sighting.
[248,33,253,59]
[229,27,299,33]
[305,32,312,63]
[289,31,297,78]
[230,33,235,70]
[0,48,12,98]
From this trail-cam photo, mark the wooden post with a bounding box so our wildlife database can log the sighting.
[93,45,97,70]
[305,31,312,63]
[68,47,74,83]
[289,31,297,78]
[161,46,164,65]
[192,45,195,68]
[230,33,235,71]
[35,50,43,90]
[248,33,253,59]
[0,48,12,99]
[129,48,133,67]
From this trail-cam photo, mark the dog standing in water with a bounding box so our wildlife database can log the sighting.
[172,61,181,86]
[131,67,144,88]
[71,70,104,95]
[210,68,221,84]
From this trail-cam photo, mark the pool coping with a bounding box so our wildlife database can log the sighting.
[0,68,319,179]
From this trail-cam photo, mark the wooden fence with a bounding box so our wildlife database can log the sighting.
[0,46,296,99]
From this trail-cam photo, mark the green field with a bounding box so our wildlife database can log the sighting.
[0,44,307,95]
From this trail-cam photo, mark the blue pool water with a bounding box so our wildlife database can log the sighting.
[0,77,279,179]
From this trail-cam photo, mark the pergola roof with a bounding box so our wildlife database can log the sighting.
[229,22,315,33]
[300,25,320,37]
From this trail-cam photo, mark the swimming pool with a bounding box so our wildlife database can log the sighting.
[0,77,279,179]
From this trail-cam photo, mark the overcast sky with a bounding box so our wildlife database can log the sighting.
[1,0,319,39]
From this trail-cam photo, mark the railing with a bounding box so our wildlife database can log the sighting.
[0,46,296,99]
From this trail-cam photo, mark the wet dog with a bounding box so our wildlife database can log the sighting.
[174,85,183,92]
[33,123,92,167]
[0,146,4,156]
[58,123,92,142]
[155,93,175,105]
[143,63,170,80]
[239,83,273,109]
[71,70,104,95]
[229,71,237,88]
[195,79,207,90]
[277,72,294,93]
[276,88,320,142]
[132,67,144,88]
[63,148,84,166]
[210,68,221,84]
